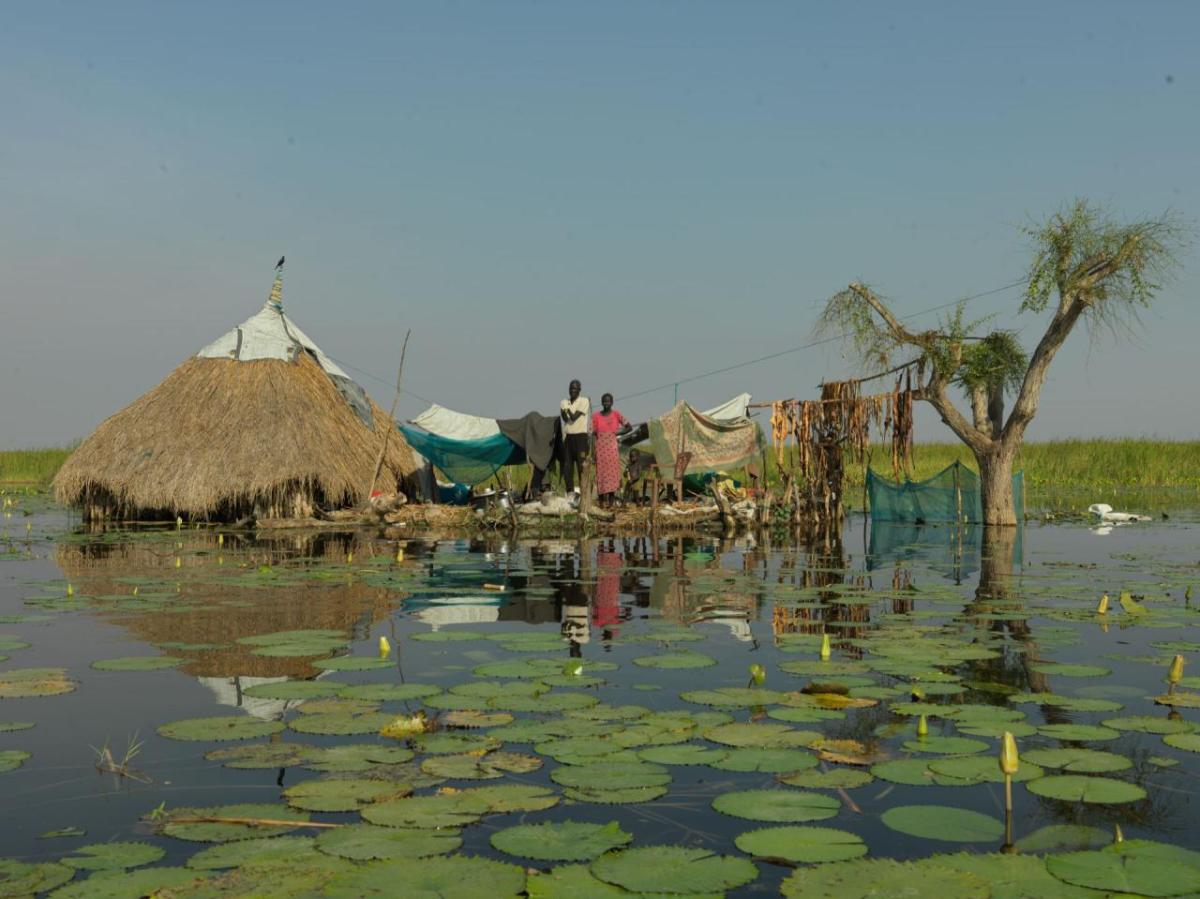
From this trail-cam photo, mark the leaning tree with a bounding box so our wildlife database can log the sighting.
[818,201,1187,526]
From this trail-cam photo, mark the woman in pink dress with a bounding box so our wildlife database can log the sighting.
[592,393,630,508]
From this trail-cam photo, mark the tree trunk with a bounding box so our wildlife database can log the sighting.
[977,445,1018,527]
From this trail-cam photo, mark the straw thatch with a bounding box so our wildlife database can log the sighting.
[54,350,418,522]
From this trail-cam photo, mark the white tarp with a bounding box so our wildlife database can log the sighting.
[198,303,351,380]
[410,403,501,440]
[197,301,375,425]
[701,393,753,422]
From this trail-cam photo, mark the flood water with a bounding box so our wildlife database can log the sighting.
[3,496,1200,896]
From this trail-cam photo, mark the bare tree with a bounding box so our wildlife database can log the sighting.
[818,201,1188,525]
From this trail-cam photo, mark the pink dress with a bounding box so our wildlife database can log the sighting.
[592,410,628,496]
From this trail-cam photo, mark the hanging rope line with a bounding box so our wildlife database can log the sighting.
[615,278,1026,403]
[328,277,1026,414]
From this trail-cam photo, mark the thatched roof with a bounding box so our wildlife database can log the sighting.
[53,278,417,521]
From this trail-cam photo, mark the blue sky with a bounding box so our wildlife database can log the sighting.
[2,0,1196,448]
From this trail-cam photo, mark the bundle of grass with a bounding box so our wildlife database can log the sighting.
[54,270,417,521]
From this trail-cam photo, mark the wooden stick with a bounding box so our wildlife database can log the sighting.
[367,329,412,499]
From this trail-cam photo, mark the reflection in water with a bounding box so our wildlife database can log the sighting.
[19,514,1195,867]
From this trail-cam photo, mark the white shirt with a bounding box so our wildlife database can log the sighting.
[560,396,590,435]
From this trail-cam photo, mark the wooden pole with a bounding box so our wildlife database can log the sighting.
[367,330,412,500]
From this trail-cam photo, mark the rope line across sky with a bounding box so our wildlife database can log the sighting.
[327,278,1027,413]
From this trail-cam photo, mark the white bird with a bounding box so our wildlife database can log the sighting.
[1089,503,1151,523]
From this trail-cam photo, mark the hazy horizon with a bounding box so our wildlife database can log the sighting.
[3,1,1197,449]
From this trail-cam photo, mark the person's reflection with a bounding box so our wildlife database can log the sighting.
[553,545,590,657]
[593,540,624,641]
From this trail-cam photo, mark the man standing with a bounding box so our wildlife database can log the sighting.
[560,379,590,495]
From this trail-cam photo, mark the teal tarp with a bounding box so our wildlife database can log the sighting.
[400,426,521,487]
[867,461,1023,524]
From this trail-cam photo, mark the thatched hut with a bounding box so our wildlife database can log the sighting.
[54,272,417,521]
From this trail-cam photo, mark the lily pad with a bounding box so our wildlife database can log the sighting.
[361,793,490,829]
[902,735,989,755]
[525,864,643,899]
[452,784,560,813]
[242,681,345,700]
[0,721,34,733]
[1026,774,1147,803]
[926,755,1046,784]
[158,716,285,742]
[322,854,526,899]
[1046,845,1200,896]
[1163,733,1200,753]
[161,803,310,842]
[550,761,671,791]
[46,867,196,899]
[61,841,165,870]
[289,711,394,736]
[778,768,875,789]
[681,687,788,707]
[590,845,758,894]
[562,784,669,804]
[302,744,415,772]
[341,683,442,702]
[420,751,542,780]
[1015,824,1111,853]
[780,858,988,899]
[491,821,633,861]
[0,749,30,773]
[1021,748,1132,773]
[0,860,74,896]
[735,826,866,863]
[0,667,76,698]
[315,823,462,860]
[205,742,313,769]
[283,777,409,811]
[312,656,393,671]
[880,805,1003,842]
[91,656,183,671]
[185,835,318,869]
[1036,723,1121,742]
[637,744,727,765]
[1102,716,1196,735]
[712,789,840,822]
[709,747,819,773]
[703,722,819,748]
[411,732,501,755]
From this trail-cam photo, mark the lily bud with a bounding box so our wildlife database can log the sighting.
[396,547,405,562]
[819,634,831,661]
[347,552,354,564]
[917,714,928,737]
[1096,594,1109,615]
[175,557,182,569]
[176,516,182,530]
[999,731,1019,776]
[1168,654,1186,685]
[1114,823,1124,843]
[217,533,224,547]
[66,584,73,597]
[378,636,392,658]
[749,664,766,686]
[564,660,584,677]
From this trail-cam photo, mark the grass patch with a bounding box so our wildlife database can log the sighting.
[0,447,74,486]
